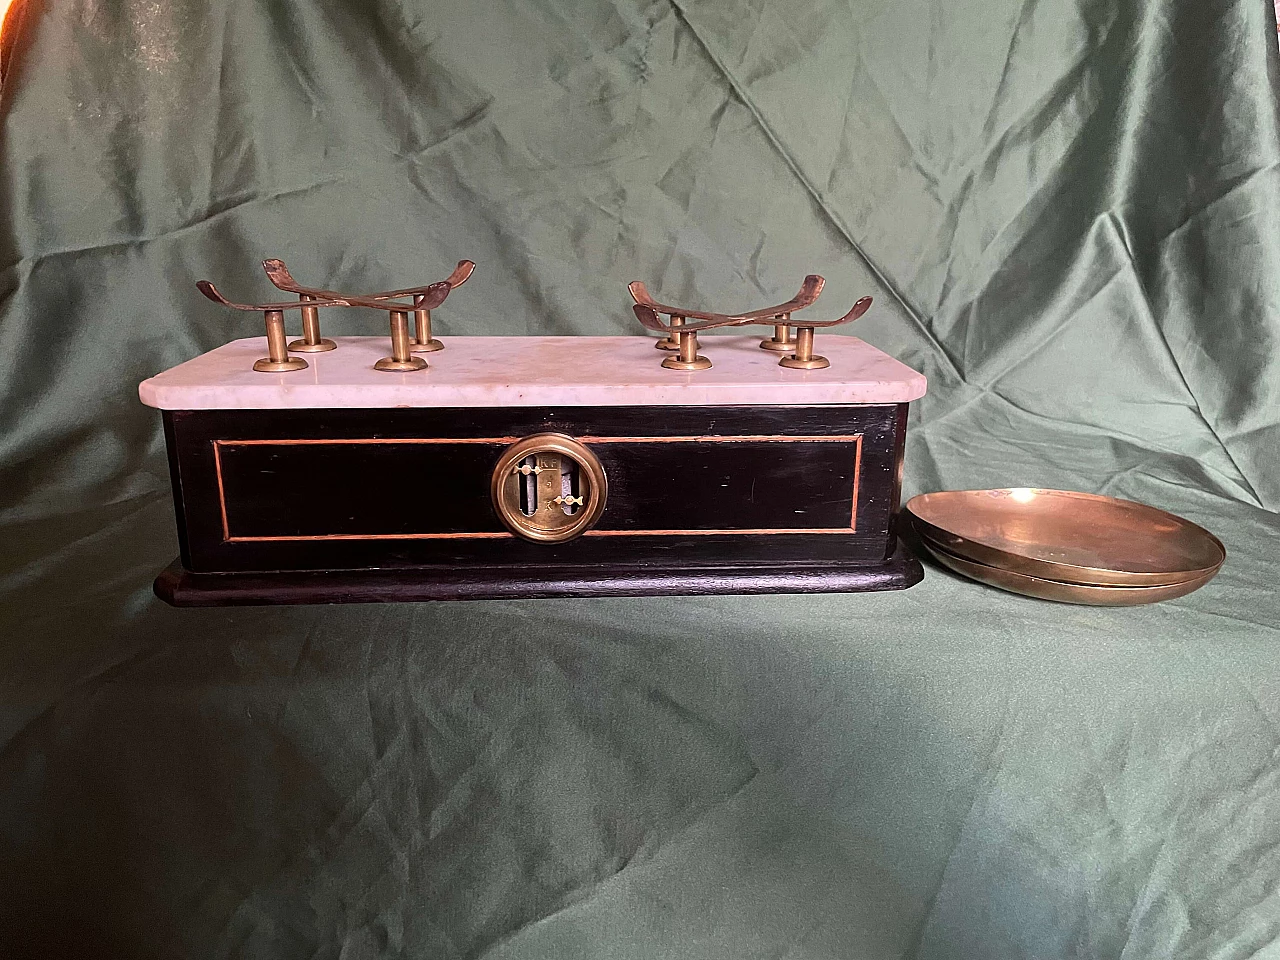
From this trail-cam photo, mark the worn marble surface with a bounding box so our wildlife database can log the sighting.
[138,336,928,410]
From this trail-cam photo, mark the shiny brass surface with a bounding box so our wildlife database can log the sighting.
[289,295,337,353]
[760,320,795,352]
[628,276,872,370]
[261,258,475,312]
[372,358,428,372]
[198,258,473,371]
[661,328,712,371]
[779,325,829,369]
[411,299,444,353]
[629,276,826,327]
[375,310,428,372]
[491,434,608,543]
[656,315,684,351]
[919,536,1219,605]
[253,309,308,373]
[906,489,1226,586]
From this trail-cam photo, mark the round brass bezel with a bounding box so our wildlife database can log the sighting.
[491,433,608,543]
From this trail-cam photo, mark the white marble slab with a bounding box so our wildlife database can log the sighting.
[138,335,927,410]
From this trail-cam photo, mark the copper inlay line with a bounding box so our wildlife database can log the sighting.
[225,528,860,543]
[213,434,863,541]
[586,528,856,537]
[213,441,231,541]
[216,437,520,446]
[228,532,515,542]
[851,434,862,531]
[215,434,859,447]
[576,435,862,443]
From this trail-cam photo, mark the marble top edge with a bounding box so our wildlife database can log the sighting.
[139,335,928,410]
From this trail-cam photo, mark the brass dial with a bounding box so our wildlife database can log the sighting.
[491,434,608,542]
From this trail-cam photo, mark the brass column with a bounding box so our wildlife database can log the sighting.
[656,315,683,351]
[375,310,428,372]
[288,294,337,352]
[778,325,829,369]
[759,315,795,352]
[254,310,308,372]
[411,294,444,353]
[661,327,712,371]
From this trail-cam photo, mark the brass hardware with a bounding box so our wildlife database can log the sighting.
[628,278,873,372]
[197,258,474,372]
[253,309,308,373]
[411,296,444,353]
[491,434,608,543]
[375,310,428,372]
[905,489,1226,587]
[656,315,683,351]
[265,259,472,359]
[759,317,795,352]
[261,258,476,312]
[779,325,829,369]
[919,538,1220,606]
[288,294,337,353]
[661,328,712,371]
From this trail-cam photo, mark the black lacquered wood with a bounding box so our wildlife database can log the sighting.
[158,403,916,599]
[154,538,923,605]
[216,437,861,538]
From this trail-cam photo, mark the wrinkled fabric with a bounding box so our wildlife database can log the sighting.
[1,0,1279,958]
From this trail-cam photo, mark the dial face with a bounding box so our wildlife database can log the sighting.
[491,434,607,542]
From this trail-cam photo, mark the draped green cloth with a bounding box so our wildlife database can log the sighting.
[2,0,1279,957]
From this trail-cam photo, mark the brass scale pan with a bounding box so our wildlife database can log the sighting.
[905,489,1226,605]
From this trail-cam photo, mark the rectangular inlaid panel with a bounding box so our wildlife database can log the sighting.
[214,436,861,539]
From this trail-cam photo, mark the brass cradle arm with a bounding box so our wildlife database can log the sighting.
[628,274,825,331]
[197,258,477,373]
[627,274,873,370]
[261,258,475,312]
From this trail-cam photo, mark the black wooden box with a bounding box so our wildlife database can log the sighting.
[141,335,926,604]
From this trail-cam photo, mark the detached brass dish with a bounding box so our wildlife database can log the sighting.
[905,489,1224,587]
[919,538,1219,606]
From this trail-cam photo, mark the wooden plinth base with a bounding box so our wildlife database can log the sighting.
[154,539,923,607]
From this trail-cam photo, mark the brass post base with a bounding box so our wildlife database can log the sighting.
[253,356,309,373]
[374,356,429,372]
[411,339,445,353]
[779,354,830,370]
[661,355,713,371]
[288,338,337,353]
[759,337,795,352]
[655,337,680,351]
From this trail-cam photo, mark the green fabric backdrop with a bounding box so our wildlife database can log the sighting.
[2,0,1279,957]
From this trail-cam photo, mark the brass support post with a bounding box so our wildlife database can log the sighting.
[656,315,683,351]
[254,310,308,373]
[375,310,428,372]
[289,294,337,352]
[411,294,444,353]
[661,327,712,371]
[759,315,795,352]
[779,325,829,369]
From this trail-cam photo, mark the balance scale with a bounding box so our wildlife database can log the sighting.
[139,258,927,604]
